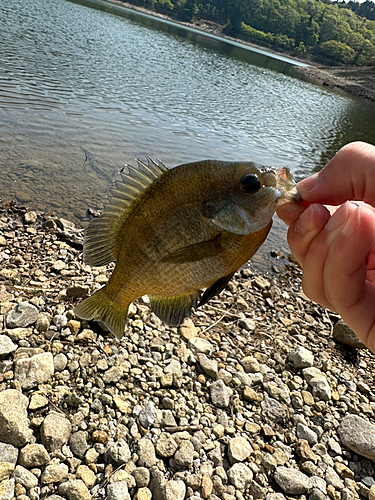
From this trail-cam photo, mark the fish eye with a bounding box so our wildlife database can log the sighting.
[239,174,262,194]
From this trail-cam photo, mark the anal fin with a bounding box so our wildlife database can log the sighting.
[149,292,200,326]
[198,272,235,308]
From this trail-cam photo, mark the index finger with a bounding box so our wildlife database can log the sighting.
[298,142,375,207]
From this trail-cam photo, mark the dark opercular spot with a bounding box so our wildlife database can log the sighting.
[240,174,261,194]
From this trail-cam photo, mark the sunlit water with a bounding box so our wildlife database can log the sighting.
[1,0,375,270]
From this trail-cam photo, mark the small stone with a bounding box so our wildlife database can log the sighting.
[24,211,37,223]
[241,356,260,373]
[40,412,71,452]
[112,395,130,414]
[326,466,344,490]
[41,461,69,484]
[201,475,213,498]
[92,430,109,444]
[228,437,252,463]
[0,389,32,447]
[164,479,186,500]
[274,466,312,495]
[0,335,17,356]
[210,379,231,408]
[60,479,91,500]
[0,478,14,500]
[107,439,131,464]
[288,346,314,368]
[296,423,318,445]
[178,319,197,340]
[198,353,218,378]
[29,394,48,410]
[138,401,157,429]
[76,465,96,488]
[69,431,89,459]
[0,444,18,465]
[261,396,288,422]
[155,433,178,458]
[160,373,173,387]
[173,440,194,467]
[19,444,50,468]
[132,467,150,488]
[188,337,213,355]
[15,352,54,390]
[333,319,366,348]
[14,465,38,489]
[134,487,152,500]
[52,260,67,272]
[227,463,253,490]
[238,318,256,331]
[0,463,14,482]
[6,301,38,328]
[338,415,375,460]
[137,438,157,468]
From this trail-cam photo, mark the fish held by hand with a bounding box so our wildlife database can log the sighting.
[74,159,301,338]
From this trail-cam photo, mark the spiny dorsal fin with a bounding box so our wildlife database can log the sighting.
[83,158,168,267]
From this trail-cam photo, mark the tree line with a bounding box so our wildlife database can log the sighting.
[123,0,375,65]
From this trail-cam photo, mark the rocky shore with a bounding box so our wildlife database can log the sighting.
[1,201,375,500]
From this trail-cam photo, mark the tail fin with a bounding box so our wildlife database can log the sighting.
[74,288,128,340]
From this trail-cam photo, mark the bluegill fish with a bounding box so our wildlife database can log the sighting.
[75,159,300,338]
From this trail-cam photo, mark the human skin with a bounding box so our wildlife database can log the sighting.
[276,142,375,353]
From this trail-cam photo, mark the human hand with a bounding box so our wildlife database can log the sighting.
[276,142,375,353]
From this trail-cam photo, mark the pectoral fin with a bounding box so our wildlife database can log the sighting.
[198,272,235,308]
[160,234,222,264]
[203,200,251,235]
[149,292,200,326]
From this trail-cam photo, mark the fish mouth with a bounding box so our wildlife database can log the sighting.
[275,167,302,205]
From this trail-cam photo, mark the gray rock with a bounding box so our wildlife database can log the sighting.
[308,488,327,500]
[238,318,256,331]
[69,431,89,459]
[14,465,38,489]
[164,359,181,374]
[107,481,130,500]
[164,479,186,500]
[53,353,68,372]
[53,314,67,329]
[210,379,231,408]
[302,368,331,401]
[274,466,312,495]
[296,423,318,445]
[198,353,218,378]
[40,412,71,452]
[132,467,150,488]
[188,337,213,355]
[15,352,54,390]
[325,466,344,490]
[288,346,314,368]
[338,415,375,460]
[59,479,90,500]
[102,367,123,384]
[173,440,194,468]
[227,462,253,490]
[6,301,38,328]
[0,335,17,356]
[19,443,51,468]
[249,480,266,500]
[0,443,18,465]
[137,438,157,468]
[0,389,32,447]
[155,433,178,458]
[333,319,366,348]
[0,478,14,500]
[138,401,157,429]
[149,467,167,500]
[261,396,288,422]
[107,439,131,465]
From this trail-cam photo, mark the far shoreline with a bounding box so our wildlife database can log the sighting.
[106,0,375,103]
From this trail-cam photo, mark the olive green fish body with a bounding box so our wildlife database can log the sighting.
[75,159,299,338]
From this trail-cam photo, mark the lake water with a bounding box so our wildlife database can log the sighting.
[1,0,375,270]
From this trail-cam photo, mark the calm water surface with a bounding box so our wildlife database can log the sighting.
[1,0,375,269]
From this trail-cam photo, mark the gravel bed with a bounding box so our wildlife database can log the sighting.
[0,202,375,500]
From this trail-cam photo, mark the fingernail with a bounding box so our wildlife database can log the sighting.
[295,205,314,235]
[325,202,349,232]
[342,203,361,237]
[298,174,317,193]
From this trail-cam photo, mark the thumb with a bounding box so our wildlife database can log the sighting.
[297,142,375,207]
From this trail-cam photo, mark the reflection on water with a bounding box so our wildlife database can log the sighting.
[1,0,375,270]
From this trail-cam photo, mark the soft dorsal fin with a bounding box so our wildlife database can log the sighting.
[83,158,168,267]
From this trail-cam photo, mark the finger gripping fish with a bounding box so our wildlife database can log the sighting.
[75,158,300,339]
